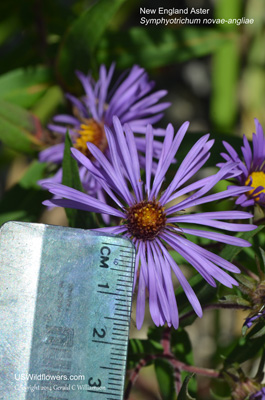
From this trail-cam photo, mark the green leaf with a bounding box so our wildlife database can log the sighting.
[19,160,48,189]
[127,338,163,369]
[0,67,52,108]
[154,359,176,400]
[0,15,19,46]
[0,211,29,226]
[224,321,265,366]
[32,86,63,124]
[0,99,43,153]
[62,132,97,229]
[241,324,248,337]
[250,324,265,339]
[234,274,256,289]
[96,27,233,69]
[260,247,265,271]
[0,161,47,225]
[57,0,127,86]
[220,225,265,262]
[210,390,231,400]
[178,375,195,400]
[219,294,251,307]
[255,348,265,381]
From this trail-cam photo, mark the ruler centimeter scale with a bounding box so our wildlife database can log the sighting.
[89,241,134,399]
[0,222,135,400]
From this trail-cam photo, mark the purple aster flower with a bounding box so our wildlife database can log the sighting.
[244,307,265,329]
[39,65,169,209]
[39,63,169,167]
[42,116,256,329]
[250,387,265,400]
[231,376,265,400]
[218,119,265,207]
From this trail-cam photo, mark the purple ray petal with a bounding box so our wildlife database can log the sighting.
[39,143,65,163]
[158,240,203,318]
[153,242,179,328]
[168,214,255,232]
[42,183,125,217]
[181,227,252,247]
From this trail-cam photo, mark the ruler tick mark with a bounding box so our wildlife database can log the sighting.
[108,377,122,382]
[108,382,121,386]
[87,390,117,395]
[110,354,127,360]
[111,343,127,351]
[114,313,131,318]
[112,338,124,346]
[102,242,130,248]
[117,278,133,284]
[98,291,130,299]
[110,268,132,274]
[109,372,123,376]
[112,332,128,338]
[113,328,127,332]
[119,255,133,260]
[105,317,129,324]
[92,340,114,345]
[116,283,133,288]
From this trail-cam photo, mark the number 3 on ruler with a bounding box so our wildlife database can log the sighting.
[88,377,101,387]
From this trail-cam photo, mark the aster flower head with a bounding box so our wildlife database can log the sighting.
[218,119,265,208]
[240,268,265,332]
[43,116,256,329]
[39,65,169,205]
[40,64,170,165]
[227,370,265,400]
[250,387,265,400]
[244,307,265,330]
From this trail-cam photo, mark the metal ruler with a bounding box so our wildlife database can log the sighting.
[0,221,135,400]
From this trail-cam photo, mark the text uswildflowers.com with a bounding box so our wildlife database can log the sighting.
[14,373,85,381]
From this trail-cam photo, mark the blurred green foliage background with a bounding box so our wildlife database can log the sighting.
[0,0,265,399]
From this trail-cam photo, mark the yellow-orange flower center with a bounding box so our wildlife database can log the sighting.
[126,200,167,240]
[74,118,107,158]
[245,171,265,201]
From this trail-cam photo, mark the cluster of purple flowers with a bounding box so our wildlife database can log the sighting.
[40,64,264,329]
[218,118,265,207]
[250,387,265,400]
[244,307,265,329]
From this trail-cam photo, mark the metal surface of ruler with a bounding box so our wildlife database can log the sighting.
[0,221,135,400]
